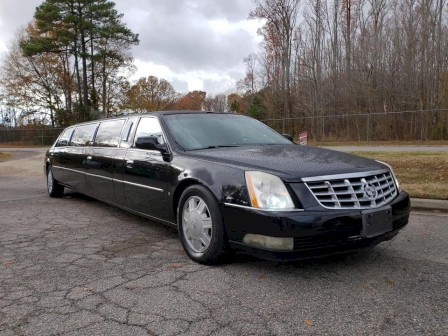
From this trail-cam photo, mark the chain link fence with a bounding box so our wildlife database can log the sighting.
[0,128,63,146]
[262,109,448,143]
[1,109,447,146]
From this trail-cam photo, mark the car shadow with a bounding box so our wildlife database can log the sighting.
[228,248,384,270]
[62,190,177,232]
[61,189,388,270]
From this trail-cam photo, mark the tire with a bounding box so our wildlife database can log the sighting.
[47,166,64,198]
[177,185,227,265]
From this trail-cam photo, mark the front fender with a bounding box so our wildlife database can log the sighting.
[170,156,250,207]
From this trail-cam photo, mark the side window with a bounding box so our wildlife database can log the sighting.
[94,119,125,147]
[120,117,138,147]
[56,127,74,147]
[70,123,98,147]
[133,117,165,147]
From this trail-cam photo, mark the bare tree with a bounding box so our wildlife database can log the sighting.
[242,0,448,140]
[250,0,300,130]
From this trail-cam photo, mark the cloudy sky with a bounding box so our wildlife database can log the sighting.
[0,0,263,94]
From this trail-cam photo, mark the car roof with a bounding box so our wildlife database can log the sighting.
[133,110,231,116]
[68,111,235,127]
[109,110,234,119]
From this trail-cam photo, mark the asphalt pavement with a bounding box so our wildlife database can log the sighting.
[0,148,447,335]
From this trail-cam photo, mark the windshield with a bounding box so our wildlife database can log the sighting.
[163,113,292,150]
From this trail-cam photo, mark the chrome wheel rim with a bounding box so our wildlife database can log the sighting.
[182,196,213,253]
[47,170,53,193]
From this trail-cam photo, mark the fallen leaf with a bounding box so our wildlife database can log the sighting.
[257,274,267,280]
[126,284,138,290]
[82,287,93,292]
[384,278,396,286]
[304,319,313,326]
[363,284,374,292]
[170,263,182,269]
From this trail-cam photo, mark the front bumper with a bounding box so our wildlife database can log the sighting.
[221,190,411,261]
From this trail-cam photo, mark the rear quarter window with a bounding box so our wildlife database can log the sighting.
[56,127,74,147]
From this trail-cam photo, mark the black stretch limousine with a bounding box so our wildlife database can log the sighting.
[45,111,411,264]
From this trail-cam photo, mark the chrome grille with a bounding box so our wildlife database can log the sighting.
[304,170,397,209]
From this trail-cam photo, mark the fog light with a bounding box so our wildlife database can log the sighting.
[243,234,294,251]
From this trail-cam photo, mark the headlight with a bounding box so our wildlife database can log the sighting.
[245,171,295,210]
[376,160,400,190]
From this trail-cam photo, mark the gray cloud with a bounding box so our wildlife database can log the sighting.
[134,20,255,73]
[170,78,189,93]
[0,0,41,48]
[116,0,253,23]
[116,0,258,73]
[203,78,235,95]
[0,0,260,93]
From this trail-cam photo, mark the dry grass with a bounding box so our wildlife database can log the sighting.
[0,152,13,162]
[311,140,448,146]
[350,151,448,200]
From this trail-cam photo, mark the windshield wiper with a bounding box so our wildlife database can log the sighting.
[190,145,241,150]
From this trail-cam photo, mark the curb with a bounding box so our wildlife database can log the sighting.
[411,198,448,211]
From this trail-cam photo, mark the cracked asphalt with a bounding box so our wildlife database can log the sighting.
[0,149,447,336]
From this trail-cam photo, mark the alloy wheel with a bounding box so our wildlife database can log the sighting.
[182,196,213,253]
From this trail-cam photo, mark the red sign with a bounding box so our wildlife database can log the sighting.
[298,131,307,145]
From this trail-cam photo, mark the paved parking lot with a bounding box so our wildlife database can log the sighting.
[0,149,447,335]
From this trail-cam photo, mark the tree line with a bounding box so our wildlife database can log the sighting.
[1,0,139,127]
[1,0,448,141]
[0,0,227,128]
[233,0,448,140]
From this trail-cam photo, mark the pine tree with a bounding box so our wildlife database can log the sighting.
[20,0,139,121]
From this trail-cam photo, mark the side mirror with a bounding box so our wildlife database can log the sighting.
[58,139,68,146]
[282,133,294,142]
[135,136,167,153]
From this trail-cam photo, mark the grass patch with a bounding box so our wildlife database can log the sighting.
[0,152,13,162]
[350,151,448,200]
[311,140,448,146]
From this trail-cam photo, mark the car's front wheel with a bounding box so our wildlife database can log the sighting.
[177,185,227,265]
[47,167,64,198]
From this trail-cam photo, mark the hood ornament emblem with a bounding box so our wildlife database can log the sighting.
[362,182,378,200]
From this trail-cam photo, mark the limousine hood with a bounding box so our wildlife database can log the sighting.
[188,144,386,182]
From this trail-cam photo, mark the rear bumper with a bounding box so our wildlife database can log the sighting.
[222,191,411,261]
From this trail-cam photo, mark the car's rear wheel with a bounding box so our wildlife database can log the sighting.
[177,185,227,265]
[47,167,64,198]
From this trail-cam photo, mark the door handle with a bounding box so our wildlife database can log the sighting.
[126,160,134,169]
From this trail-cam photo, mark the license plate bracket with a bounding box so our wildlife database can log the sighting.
[361,206,393,238]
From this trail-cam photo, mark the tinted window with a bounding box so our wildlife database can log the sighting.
[56,127,74,147]
[120,117,139,148]
[70,123,98,147]
[163,114,291,150]
[94,119,125,147]
[134,117,164,146]
[122,120,133,142]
